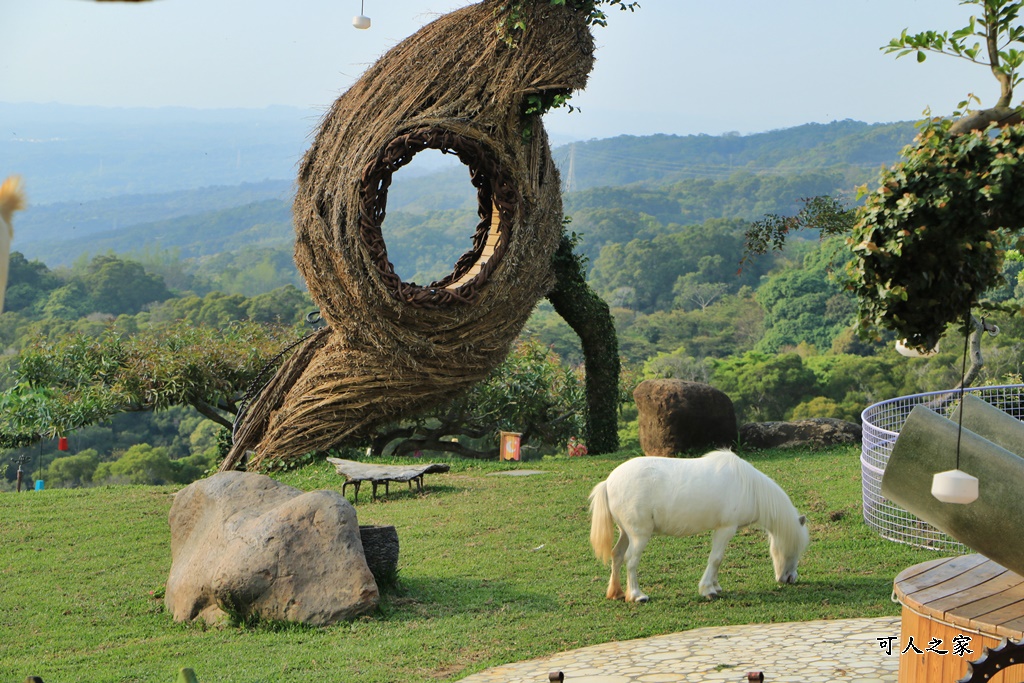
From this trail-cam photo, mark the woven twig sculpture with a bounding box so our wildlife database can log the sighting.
[222,0,595,470]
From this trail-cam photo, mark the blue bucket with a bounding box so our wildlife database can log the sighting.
[34,480,44,491]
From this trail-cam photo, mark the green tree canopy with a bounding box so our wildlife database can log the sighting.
[9,320,304,438]
[84,255,172,316]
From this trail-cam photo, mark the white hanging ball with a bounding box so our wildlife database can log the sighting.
[896,339,939,358]
[931,469,979,504]
[352,14,371,29]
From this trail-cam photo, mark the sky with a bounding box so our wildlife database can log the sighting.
[0,0,1005,141]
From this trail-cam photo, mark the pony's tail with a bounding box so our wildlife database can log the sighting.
[589,481,614,564]
[0,176,26,228]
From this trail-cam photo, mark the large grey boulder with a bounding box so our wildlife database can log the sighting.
[165,471,378,626]
[740,418,861,450]
[634,379,738,456]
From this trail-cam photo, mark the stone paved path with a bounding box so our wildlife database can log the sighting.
[457,616,902,683]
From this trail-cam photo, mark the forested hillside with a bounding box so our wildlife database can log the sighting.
[552,119,917,189]
[12,115,1019,492]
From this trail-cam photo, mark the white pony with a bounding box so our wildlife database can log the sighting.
[589,450,809,602]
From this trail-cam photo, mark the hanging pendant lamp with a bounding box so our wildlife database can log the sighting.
[352,0,371,29]
[931,314,979,505]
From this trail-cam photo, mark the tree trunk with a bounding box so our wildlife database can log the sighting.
[546,232,620,454]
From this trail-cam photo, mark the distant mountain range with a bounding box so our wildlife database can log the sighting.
[2,103,921,268]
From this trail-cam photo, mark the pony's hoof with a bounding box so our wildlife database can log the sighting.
[629,594,649,603]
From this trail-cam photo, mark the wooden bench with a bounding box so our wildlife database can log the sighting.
[326,458,450,501]
[892,554,1024,682]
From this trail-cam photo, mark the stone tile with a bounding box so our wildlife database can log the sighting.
[457,617,902,683]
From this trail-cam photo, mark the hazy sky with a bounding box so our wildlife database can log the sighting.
[0,0,1003,140]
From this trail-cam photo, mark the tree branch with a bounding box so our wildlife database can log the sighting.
[947,105,1024,133]
[191,400,234,430]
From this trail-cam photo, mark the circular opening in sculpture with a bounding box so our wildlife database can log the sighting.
[379,150,478,284]
[359,127,520,308]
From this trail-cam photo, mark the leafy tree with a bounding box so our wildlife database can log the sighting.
[2,252,61,314]
[245,285,313,325]
[673,276,729,312]
[641,347,712,383]
[147,292,248,328]
[169,450,218,484]
[83,254,172,316]
[9,320,303,437]
[524,304,586,364]
[130,246,213,295]
[800,354,911,421]
[615,289,764,364]
[42,281,92,320]
[756,238,857,353]
[589,235,684,312]
[590,217,774,314]
[197,247,302,297]
[44,449,100,488]
[93,444,174,485]
[189,419,228,460]
[710,352,817,422]
[0,384,55,448]
[368,339,585,459]
[849,123,1024,351]
[883,0,1024,128]
[850,0,1024,359]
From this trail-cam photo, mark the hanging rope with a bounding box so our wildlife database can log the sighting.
[954,311,973,471]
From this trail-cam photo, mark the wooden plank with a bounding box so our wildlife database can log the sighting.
[931,570,1020,616]
[895,555,990,603]
[971,598,1024,638]
[898,608,922,683]
[447,261,484,289]
[899,605,1013,683]
[954,581,1024,621]
[895,556,954,586]
[1002,613,1024,634]
[910,560,1010,609]
[925,630,945,683]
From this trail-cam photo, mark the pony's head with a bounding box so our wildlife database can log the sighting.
[769,512,809,585]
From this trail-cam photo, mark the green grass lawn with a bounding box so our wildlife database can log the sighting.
[0,446,950,682]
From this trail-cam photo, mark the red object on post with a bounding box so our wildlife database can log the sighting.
[58,436,69,451]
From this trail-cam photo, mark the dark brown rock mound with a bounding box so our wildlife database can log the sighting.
[634,379,737,456]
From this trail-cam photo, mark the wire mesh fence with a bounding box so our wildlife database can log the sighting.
[861,383,1024,551]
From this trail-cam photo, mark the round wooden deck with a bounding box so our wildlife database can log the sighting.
[893,554,1024,683]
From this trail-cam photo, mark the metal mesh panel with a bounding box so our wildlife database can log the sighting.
[861,384,1024,551]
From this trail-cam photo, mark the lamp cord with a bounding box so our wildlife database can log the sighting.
[954,313,972,470]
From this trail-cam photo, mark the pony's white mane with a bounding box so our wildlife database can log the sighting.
[708,450,804,555]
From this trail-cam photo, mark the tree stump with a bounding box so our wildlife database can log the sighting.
[360,525,399,587]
